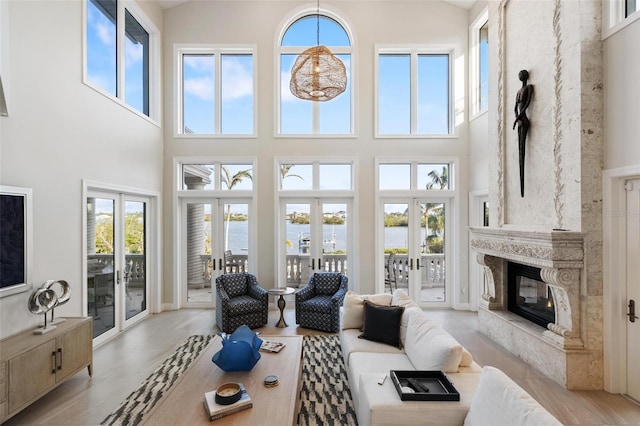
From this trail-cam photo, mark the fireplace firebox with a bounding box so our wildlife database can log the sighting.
[507,262,555,328]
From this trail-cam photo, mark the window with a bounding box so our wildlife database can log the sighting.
[378,162,452,191]
[279,162,353,191]
[626,0,638,17]
[470,9,489,116]
[180,163,254,191]
[605,0,640,36]
[177,46,256,136]
[376,48,452,136]
[85,0,155,118]
[278,12,353,135]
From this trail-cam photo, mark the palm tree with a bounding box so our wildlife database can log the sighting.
[280,164,303,183]
[221,166,252,251]
[426,166,449,190]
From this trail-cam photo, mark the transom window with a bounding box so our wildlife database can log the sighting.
[279,162,353,191]
[85,0,153,117]
[378,163,452,190]
[180,163,254,191]
[278,13,353,136]
[176,46,256,136]
[376,47,452,136]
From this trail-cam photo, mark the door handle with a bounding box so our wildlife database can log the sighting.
[116,270,121,285]
[410,258,413,270]
[416,258,420,269]
[219,258,223,271]
[311,258,315,269]
[628,300,639,323]
[318,258,321,271]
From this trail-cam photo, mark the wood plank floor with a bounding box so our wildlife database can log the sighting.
[4,307,640,425]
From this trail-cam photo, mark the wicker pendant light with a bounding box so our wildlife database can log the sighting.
[289,0,347,102]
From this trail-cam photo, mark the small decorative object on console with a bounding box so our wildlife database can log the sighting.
[204,382,252,421]
[260,340,286,353]
[391,370,460,401]
[214,382,242,405]
[212,325,263,371]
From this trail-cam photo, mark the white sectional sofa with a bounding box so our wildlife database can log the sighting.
[339,290,563,426]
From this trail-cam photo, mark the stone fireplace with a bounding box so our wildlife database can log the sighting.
[473,0,604,391]
[469,227,596,389]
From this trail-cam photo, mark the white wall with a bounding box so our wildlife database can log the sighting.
[0,0,164,339]
[162,0,472,303]
[603,18,640,169]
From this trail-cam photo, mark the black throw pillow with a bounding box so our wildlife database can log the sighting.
[359,301,404,348]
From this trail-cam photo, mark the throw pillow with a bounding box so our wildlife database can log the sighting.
[404,312,463,373]
[341,291,393,330]
[359,301,404,348]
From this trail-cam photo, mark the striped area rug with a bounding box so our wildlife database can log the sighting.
[101,335,213,426]
[101,334,357,426]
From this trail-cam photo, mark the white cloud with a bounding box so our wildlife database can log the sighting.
[184,77,215,101]
[183,55,213,72]
[96,21,115,46]
[221,59,253,101]
[125,41,143,66]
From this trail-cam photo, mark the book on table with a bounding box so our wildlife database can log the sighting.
[259,340,286,353]
[203,383,252,421]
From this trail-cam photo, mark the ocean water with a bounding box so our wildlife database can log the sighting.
[220,221,420,255]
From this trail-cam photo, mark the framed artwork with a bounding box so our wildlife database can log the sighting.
[0,185,33,298]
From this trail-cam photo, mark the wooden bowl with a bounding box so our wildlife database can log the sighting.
[215,382,241,405]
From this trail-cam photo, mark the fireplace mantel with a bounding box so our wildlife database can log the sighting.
[469,227,590,389]
[469,227,585,269]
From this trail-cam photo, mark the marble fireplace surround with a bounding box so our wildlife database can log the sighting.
[469,226,590,389]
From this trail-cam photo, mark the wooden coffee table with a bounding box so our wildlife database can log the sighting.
[142,335,303,425]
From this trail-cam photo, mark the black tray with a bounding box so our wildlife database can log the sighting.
[390,370,460,401]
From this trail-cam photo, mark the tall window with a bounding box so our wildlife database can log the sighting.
[470,9,489,116]
[376,48,452,136]
[177,47,255,136]
[279,13,353,135]
[85,0,153,117]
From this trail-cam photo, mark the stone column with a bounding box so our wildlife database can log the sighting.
[184,170,212,289]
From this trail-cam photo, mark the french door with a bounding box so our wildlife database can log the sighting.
[280,199,351,288]
[626,178,640,401]
[381,198,450,306]
[86,192,151,342]
[181,198,252,307]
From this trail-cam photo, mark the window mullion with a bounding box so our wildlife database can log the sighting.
[116,1,126,100]
[215,53,222,134]
[410,51,418,135]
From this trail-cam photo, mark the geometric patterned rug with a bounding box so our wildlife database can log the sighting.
[100,334,357,425]
[297,335,357,425]
[100,335,213,426]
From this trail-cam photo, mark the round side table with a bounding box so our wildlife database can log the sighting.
[267,287,296,328]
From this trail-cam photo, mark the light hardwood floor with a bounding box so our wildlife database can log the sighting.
[4,307,640,425]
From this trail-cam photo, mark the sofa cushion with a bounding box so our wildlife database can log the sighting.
[392,289,420,308]
[405,312,463,373]
[359,302,404,348]
[464,366,562,426]
[399,306,422,348]
[347,352,416,406]
[341,291,393,330]
[340,328,404,367]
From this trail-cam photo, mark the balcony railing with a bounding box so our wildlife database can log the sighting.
[87,254,145,287]
[386,254,445,290]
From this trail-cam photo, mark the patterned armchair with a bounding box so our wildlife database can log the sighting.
[295,272,348,333]
[215,273,268,333]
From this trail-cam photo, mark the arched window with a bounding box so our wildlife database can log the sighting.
[278,11,353,136]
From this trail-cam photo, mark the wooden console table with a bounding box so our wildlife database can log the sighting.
[0,317,93,423]
[142,335,303,425]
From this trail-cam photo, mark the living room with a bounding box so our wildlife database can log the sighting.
[1,0,639,424]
